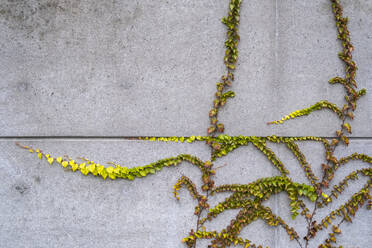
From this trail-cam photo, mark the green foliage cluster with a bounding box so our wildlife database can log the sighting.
[18,0,371,248]
[267,101,343,125]
[208,0,241,137]
[211,176,318,218]
[18,143,206,181]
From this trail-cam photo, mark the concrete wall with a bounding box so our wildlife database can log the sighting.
[0,0,371,247]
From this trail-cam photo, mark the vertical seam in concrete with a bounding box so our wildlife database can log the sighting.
[274,0,279,247]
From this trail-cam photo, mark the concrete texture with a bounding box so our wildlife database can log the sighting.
[0,140,210,248]
[221,0,372,137]
[0,0,371,247]
[1,139,371,248]
[0,0,225,136]
[0,0,371,137]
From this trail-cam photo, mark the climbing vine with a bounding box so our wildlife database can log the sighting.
[19,0,371,247]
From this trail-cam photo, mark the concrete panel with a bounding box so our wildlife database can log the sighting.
[0,0,226,136]
[1,0,370,137]
[0,0,371,247]
[221,0,372,137]
[1,139,371,247]
[0,140,210,248]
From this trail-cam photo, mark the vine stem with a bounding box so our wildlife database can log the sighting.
[192,213,202,248]
[193,179,211,248]
[304,1,360,247]
[193,190,210,248]
[304,106,350,248]
[295,237,304,248]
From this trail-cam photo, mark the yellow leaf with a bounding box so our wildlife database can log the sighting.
[37,153,42,159]
[71,163,78,171]
[87,163,95,173]
[45,154,50,158]
[97,165,105,174]
[28,149,34,153]
[333,225,341,233]
[81,168,89,176]
[343,122,351,133]
[47,157,54,165]
[121,167,129,174]
[341,136,349,145]
[106,166,114,174]
[101,172,108,180]
[56,157,62,163]
[62,161,68,168]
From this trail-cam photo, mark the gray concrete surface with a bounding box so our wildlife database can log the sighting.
[0,0,371,136]
[221,0,372,137]
[0,0,224,137]
[0,0,371,248]
[1,140,371,248]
